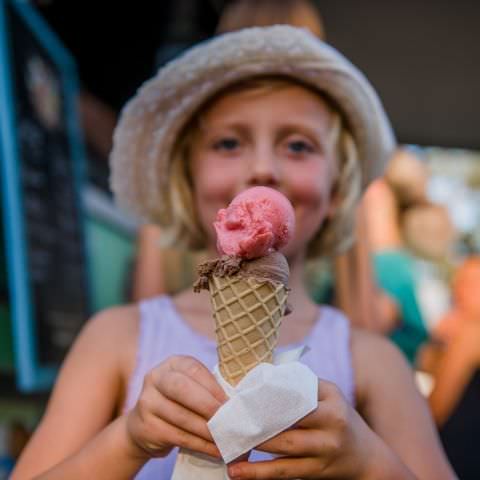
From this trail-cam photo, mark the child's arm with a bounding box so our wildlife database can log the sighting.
[351,330,456,479]
[11,306,134,479]
[11,307,225,479]
[27,416,150,479]
[227,330,456,480]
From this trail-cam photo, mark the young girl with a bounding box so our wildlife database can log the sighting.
[12,26,455,479]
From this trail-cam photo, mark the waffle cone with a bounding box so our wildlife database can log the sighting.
[208,274,288,386]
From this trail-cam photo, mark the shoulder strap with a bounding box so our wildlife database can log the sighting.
[124,296,172,411]
[307,306,356,406]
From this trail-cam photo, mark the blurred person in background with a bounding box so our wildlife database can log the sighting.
[419,257,480,480]
[216,0,325,36]
[363,169,429,364]
[402,202,456,332]
[366,147,459,364]
[402,205,456,265]
[331,194,398,333]
[403,202,456,283]
[385,146,430,209]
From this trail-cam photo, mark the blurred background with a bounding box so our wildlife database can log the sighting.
[1,0,480,477]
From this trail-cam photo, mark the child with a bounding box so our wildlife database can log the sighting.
[12,26,455,479]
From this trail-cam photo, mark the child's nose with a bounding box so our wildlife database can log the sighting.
[247,149,281,187]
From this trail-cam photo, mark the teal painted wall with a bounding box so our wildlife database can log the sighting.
[84,215,135,313]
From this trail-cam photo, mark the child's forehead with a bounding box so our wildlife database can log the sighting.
[197,78,334,126]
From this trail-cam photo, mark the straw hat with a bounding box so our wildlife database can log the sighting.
[110,25,395,224]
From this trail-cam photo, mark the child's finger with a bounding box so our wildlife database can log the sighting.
[228,456,319,480]
[317,379,345,402]
[295,399,344,430]
[148,393,214,442]
[149,416,221,458]
[255,429,335,457]
[294,381,349,429]
[157,369,224,420]
[167,355,228,403]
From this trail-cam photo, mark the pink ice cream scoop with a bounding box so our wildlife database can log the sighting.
[214,186,295,259]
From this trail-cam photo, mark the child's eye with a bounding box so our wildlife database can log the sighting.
[213,137,240,151]
[287,140,314,154]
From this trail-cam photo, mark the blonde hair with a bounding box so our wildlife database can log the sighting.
[163,76,361,258]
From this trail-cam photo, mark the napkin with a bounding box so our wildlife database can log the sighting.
[171,347,318,479]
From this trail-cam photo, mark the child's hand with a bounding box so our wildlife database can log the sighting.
[126,355,227,460]
[228,380,385,480]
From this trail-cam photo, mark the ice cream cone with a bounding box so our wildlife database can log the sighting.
[208,274,288,386]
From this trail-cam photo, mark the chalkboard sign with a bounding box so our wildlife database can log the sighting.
[0,0,91,392]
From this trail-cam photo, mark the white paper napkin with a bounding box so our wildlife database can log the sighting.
[171,347,318,479]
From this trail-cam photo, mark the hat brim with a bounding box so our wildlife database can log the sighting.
[110,25,396,224]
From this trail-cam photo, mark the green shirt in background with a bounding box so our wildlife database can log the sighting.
[373,249,429,364]
[307,250,429,365]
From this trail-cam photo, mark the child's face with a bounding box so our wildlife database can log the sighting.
[190,83,338,259]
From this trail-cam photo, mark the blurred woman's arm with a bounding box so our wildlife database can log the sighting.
[334,201,399,333]
[428,320,480,426]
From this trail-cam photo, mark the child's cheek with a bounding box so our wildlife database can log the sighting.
[194,150,244,191]
[199,166,238,201]
[287,169,331,205]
